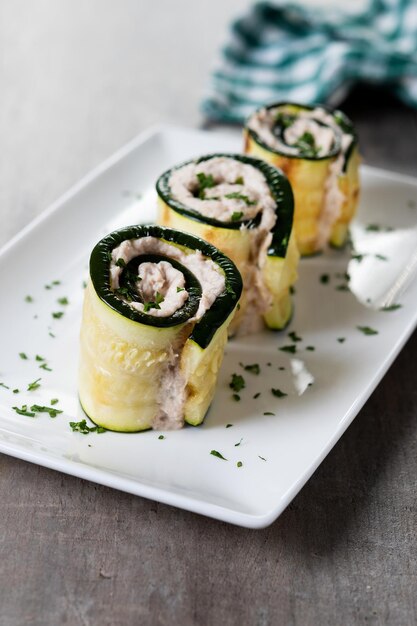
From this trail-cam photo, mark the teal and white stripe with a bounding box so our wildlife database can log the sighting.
[202,0,417,122]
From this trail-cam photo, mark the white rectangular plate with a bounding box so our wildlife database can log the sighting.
[1,126,417,529]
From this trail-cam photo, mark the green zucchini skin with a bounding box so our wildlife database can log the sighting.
[245,102,358,172]
[156,153,294,260]
[89,224,242,349]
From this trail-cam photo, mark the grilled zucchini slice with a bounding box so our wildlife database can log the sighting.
[244,102,360,255]
[79,224,242,432]
[156,153,298,334]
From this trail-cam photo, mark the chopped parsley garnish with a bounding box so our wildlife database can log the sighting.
[196,172,215,199]
[210,450,227,461]
[115,258,126,268]
[271,388,287,398]
[258,455,267,461]
[44,280,61,290]
[39,363,52,371]
[0,382,10,390]
[366,223,381,232]
[230,373,245,392]
[13,405,35,417]
[69,419,106,434]
[237,461,243,468]
[13,389,19,394]
[82,281,87,289]
[143,292,165,313]
[234,176,244,185]
[176,286,185,293]
[30,404,63,418]
[352,253,365,262]
[234,438,243,447]
[52,311,64,319]
[375,254,388,261]
[25,295,34,303]
[115,286,133,301]
[381,304,402,312]
[337,337,346,343]
[50,398,59,405]
[263,412,275,416]
[275,112,293,128]
[232,393,241,402]
[27,378,41,391]
[35,355,45,362]
[292,132,319,157]
[336,284,349,292]
[226,423,233,428]
[240,362,260,375]
[320,274,330,284]
[158,435,165,440]
[231,211,244,222]
[57,297,69,305]
[288,331,302,342]
[48,331,55,338]
[253,392,261,399]
[279,345,297,354]
[19,352,28,360]
[306,346,315,351]
[357,325,378,336]
[224,192,256,206]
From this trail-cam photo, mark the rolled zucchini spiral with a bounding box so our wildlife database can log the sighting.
[244,102,360,255]
[79,224,242,432]
[156,154,299,335]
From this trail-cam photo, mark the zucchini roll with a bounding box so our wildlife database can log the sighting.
[244,103,360,255]
[156,154,298,335]
[79,225,242,432]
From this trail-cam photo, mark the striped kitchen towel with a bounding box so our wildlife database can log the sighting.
[202,0,417,123]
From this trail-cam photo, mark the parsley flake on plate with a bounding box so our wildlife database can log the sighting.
[279,345,297,354]
[13,405,35,417]
[229,373,245,392]
[69,419,106,434]
[210,450,227,461]
[240,362,260,375]
[271,388,287,398]
[27,378,41,391]
[357,325,378,335]
[30,404,63,418]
